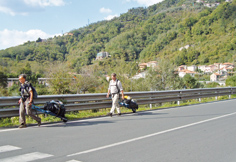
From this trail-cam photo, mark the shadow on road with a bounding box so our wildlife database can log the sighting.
[44,120,114,128]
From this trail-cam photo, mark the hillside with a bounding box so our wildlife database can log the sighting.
[0,0,236,75]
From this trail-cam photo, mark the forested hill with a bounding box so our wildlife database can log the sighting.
[0,0,236,72]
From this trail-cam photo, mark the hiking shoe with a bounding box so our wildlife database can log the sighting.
[18,124,26,128]
[118,113,121,116]
[38,120,41,127]
[107,113,112,117]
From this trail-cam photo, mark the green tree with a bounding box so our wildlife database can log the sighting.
[74,74,98,94]
[145,59,184,91]
[226,75,236,86]
[183,74,203,89]
[205,82,220,88]
[0,71,7,88]
[46,63,72,94]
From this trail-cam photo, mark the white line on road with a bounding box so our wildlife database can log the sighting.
[0,152,53,162]
[0,145,21,153]
[66,160,83,162]
[67,111,236,157]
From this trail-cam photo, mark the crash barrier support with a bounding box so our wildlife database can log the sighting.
[1,87,236,118]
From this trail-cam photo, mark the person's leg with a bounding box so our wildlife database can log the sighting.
[110,95,116,114]
[19,100,26,126]
[114,94,121,114]
[25,99,41,125]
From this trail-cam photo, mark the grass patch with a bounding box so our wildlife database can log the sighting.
[0,95,235,128]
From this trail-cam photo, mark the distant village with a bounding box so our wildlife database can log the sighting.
[134,61,235,87]
[94,51,235,85]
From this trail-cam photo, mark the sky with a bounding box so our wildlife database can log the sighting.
[0,0,164,50]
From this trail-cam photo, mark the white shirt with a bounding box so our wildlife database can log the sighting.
[108,79,123,94]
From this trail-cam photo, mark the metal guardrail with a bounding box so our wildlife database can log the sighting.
[0,87,236,118]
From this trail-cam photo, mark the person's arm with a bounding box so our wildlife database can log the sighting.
[29,90,33,106]
[118,81,124,99]
[121,90,124,100]
[107,89,110,98]
[18,87,22,104]
[107,81,111,98]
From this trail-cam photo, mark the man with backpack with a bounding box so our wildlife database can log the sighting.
[106,73,124,117]
[18,74,41,128]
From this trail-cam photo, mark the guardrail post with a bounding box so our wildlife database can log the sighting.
[150,94,153,109]
[215,91,218,100]
[229,88,232,99]
[199,91,201,103]
[177,91,182,105]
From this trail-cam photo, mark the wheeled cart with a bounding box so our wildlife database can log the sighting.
[119,96,138,113]
[32,100,67,122]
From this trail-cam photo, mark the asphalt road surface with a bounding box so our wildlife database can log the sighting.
[0,99,236,162]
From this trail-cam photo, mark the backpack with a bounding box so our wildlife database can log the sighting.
[20,82,38,99]
[115,79,120,93]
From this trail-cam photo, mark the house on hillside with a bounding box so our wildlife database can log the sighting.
[179,45,191,51]
[196,0,204,3]
[147,61,158,68]
[105,75,110,81]
[139,63,148,70]
[132,71,147,79]
[221,62,234,68]
[178,69,196,78]
[96,52,110,60]
[204,65,217,73]
[213,63,221,70]
[187,65,197,72]
[7,78,19,88]
[64,32,74,36]
[204,3,212,7]
[178,65,187,71]
[210,73,224,81]
[198,65,206,72]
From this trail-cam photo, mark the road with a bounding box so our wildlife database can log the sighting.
[0,99,236,162]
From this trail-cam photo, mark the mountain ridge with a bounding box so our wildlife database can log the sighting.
[0,0,235,74]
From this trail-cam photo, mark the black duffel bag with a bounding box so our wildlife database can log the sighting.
[44,100,66,117]
[129,100,138,109]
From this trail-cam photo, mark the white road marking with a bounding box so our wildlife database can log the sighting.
[0,145,21,153]
[66,160,83,162]
[67,111,236,157]
[0,152,53,162]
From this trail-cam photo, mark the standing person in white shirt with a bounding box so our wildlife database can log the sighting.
[106,73,124,117]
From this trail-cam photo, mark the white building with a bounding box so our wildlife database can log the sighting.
[210,73,222,81]
[196,0,204,3]
[178,65,187,71]
[198,65,206,72]
[178,69,196,78]
[96,52,110,60]
[132,71,147,79]
[187,65,197,72]
[146,61,158,68]
[179,45,191,51]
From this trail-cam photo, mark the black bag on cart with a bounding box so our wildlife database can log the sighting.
[129,100,138,109]
[119,96,138,113]
[44,100,66,117]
